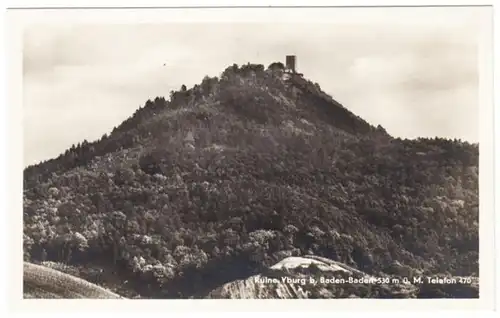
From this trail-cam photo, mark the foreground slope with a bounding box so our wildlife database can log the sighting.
[23,63,479,298]
[24,262,123,299]
[208,256,478,299]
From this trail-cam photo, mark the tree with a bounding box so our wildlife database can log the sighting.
[268,62,285,70]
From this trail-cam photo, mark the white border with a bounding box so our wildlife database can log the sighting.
[2,0,497,315]
[1,0,497,8]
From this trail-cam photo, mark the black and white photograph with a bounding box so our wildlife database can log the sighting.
[5,2,496,312]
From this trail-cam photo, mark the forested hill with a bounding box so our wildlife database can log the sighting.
[23,62,479,298]
[24,63,383,188]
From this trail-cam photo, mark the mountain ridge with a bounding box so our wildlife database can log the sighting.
[23,63,386,186]
[23,62,479,299]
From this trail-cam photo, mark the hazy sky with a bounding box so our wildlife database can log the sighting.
[23,8,483,167]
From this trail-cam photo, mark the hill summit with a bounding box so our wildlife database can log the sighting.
[23,62,479,298]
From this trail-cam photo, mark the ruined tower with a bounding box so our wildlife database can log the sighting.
[286,55,296,73]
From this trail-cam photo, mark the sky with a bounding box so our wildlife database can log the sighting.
[22,7,484,167]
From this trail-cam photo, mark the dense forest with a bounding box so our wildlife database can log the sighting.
[23,62,479,298]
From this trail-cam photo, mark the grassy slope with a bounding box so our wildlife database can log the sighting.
[23,262,123,299]
[23,63,479,298]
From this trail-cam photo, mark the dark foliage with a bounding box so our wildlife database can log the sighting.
[23,62,479,298]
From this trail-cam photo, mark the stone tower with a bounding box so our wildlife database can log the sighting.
[286,55,296,73]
